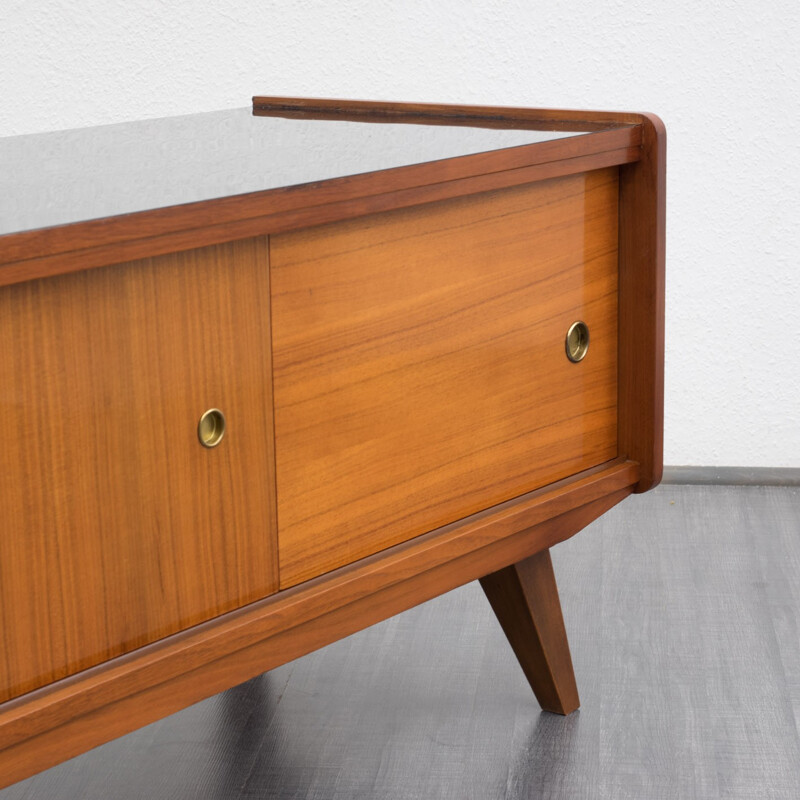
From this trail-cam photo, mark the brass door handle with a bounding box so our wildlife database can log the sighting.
[565,321,589,363]
[198,408,226,447]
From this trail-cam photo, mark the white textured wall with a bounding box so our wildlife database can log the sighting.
[1,1,799,467]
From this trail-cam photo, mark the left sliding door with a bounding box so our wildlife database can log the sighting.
[0,237,278,702]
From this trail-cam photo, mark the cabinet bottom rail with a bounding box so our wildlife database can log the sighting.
[0,457,637,789]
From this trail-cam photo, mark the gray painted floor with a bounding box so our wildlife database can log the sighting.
[3,484,800,799]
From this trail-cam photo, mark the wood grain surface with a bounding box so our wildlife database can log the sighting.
[0,140,641,286]
[0,459,638,789]
[618,113,666,492]
[271,169,620,586]
[252,95,645,130]
[0,98,667,791]
[0,237,278,703]
[0,127,640,291]
[9,484,797,800]
[481,549,580,714]
[4,484,792,800]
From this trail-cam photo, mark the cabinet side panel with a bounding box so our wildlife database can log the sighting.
[0,237,278,702]
[271,170,619,587]
[619,114,666,492]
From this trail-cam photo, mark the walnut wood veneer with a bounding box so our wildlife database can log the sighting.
[0,97,665,789]
[272,170,619,586]
[0,239,279,704]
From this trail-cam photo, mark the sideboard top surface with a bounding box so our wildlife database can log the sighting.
[0,107,585,237]
[0,97,647,290]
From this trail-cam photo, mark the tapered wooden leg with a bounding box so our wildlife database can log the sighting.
[480,548,580,715]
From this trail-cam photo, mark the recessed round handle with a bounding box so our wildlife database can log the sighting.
[565,321,589,363]
[198,408,226,448]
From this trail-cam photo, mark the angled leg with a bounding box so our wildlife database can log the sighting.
[480,548,579,714]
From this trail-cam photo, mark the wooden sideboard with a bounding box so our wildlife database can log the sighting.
[0,97,664,789]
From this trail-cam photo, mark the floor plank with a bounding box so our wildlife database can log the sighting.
[3,485,800,799]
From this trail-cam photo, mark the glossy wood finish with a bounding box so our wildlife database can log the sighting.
[0,459,638,789]
[8,484,797,800]
[0,128,639,291]
[0,98,665,791]
[0,140,640,286]
[0,237,279,703]
[0,112,588,238]
[271,170,620,587]
[252,95,644,130]
[0,96,654,293]
[481,549,580,714]
[618,114,666,492]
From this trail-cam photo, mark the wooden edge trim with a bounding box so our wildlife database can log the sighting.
[252,95,645,131]
[0,123,641,283]
[618,113,666,493]
[0,458,638,780]
[0,487,633,789]
[0,141,641,289]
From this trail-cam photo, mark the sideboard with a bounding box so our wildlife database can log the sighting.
[0,97,665,789]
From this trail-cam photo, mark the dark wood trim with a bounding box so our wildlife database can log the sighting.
[0,458,638,788]
[0,123,640,288]
[252,95,644,131]
[618,113,666,492]
[0,143,640,289]
[481,549,580,714]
